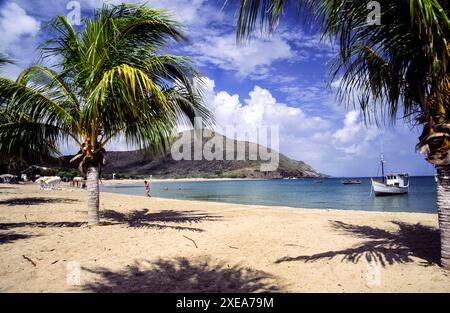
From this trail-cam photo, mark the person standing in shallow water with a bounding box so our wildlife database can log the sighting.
[144,180,151,197]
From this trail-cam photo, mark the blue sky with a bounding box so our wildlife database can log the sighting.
[0,0,436,177]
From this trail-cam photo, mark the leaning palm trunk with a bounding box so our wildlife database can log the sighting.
[436,166,450,268]
[86,166,100,225]
[417,77,450,269]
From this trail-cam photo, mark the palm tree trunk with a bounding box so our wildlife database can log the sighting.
[86,165,100,225]
[436,165,450,269]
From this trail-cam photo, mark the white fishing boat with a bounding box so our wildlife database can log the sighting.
[371,174,409,196]
[371,148,409,196]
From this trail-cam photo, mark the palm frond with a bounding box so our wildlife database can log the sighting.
[235,0,449,126]
[1,2,213,165]
[0,106,63,159]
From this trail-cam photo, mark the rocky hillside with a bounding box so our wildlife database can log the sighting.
[50,132,323,179]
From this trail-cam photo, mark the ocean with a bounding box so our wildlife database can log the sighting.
[100,176,437,213]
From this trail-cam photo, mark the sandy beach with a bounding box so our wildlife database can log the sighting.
[0,183,449,292]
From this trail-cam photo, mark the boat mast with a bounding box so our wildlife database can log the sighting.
[380,138,385,183]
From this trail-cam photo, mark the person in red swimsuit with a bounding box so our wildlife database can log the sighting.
[144,180,151,197]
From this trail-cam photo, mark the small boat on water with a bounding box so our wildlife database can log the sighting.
[371,151,409,196]
[371,174,409,196]
[341,179,361,185]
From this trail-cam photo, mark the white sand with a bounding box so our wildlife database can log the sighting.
[0,183,449,292]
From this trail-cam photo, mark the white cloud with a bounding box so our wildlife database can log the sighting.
[200,77,383,168]
[277,80,348,118]
[199,76,332,164]
[279,85,328,104]
[106,77,331,154]
[0,2,42,79]
[147,0,224,27]
[202,77,329,132]
[278,28,336,61]
[332,110,380,156]
[333,111,362,143]
[82,0,223,27]
[0,2,40,48]
[187,33,293,78]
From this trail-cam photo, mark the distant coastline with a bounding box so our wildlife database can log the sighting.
[100,175,435,185]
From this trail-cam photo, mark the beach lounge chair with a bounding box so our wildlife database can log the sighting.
[37,176,61,190]
[0,174,18,184]
[45,177,61,190]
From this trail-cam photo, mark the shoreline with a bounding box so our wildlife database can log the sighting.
[102,189,438,217]
[0,184,448,292]
[100,177,265,185]
[99,180,436,216]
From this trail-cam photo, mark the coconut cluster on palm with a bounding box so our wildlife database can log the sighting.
[418,74,450,165]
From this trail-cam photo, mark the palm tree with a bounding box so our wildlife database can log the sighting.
[235,0,450,268]
[0,4,213,225]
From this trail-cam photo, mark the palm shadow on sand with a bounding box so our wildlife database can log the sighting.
[0,221,85,229]
[0,209,220,232]
[0,232,37,244]
[82,257,280,292]
[0,197,78,206]
[275,220,440,267]
[0,197,85,229]
[100,209,222,232]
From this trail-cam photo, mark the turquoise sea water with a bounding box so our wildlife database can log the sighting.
[100,176,437,213]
